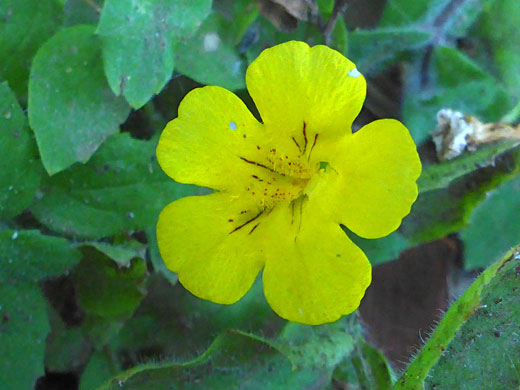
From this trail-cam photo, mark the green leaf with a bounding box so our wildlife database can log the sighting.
[424,250,520,390]
[74,244,148,347]
[0,0,63,98]
[333,340,395,390]
[28,25,130,175]
[329,17,348,54]
[84,241,146,267]
[401,147,520,245]
[277,317,359,369]
[404,46,511,145]
[97,0,212,108]
[227,0,260,44]
[0,230,81,389]
[0,229,81,282]
[45,242,148,373]
[418,142,520,193]
[317,0,334,16]
[395,246,520,389]
[80,352,116,390]
[1,282,49,390]
[401,186,474,244]
[44,304,91,373]
[354,342,395,389]
[101,330,322,390]
[31,132,201,239]
[347,28,431,74]
[75,246,147,319]
[175,13,246,90]
[101,316,360,390]
[0,82,41,220]
[380,0,448,27]
[64,0,103,26]
[110,274,280,365]
[380,0,488,36]
[461,174,520,270]
[478,0,520,99]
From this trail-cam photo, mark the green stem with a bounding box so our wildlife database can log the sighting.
[322,0,347,46]
[394,245,519,389]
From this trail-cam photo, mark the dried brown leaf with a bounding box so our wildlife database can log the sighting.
[433,109,520,160]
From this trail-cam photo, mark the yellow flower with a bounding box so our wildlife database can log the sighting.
[156,41,421,325]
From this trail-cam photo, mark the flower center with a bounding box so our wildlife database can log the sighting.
[226,122,325,235]
[240,122,323,210]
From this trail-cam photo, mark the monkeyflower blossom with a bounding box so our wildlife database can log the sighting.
[156,41,421,325]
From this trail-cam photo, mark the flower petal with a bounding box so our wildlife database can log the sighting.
[157,193,265,304]
[157,86,267,192]
[246,41,366,142]
[312,119,421,239]
[262,200,372,325]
